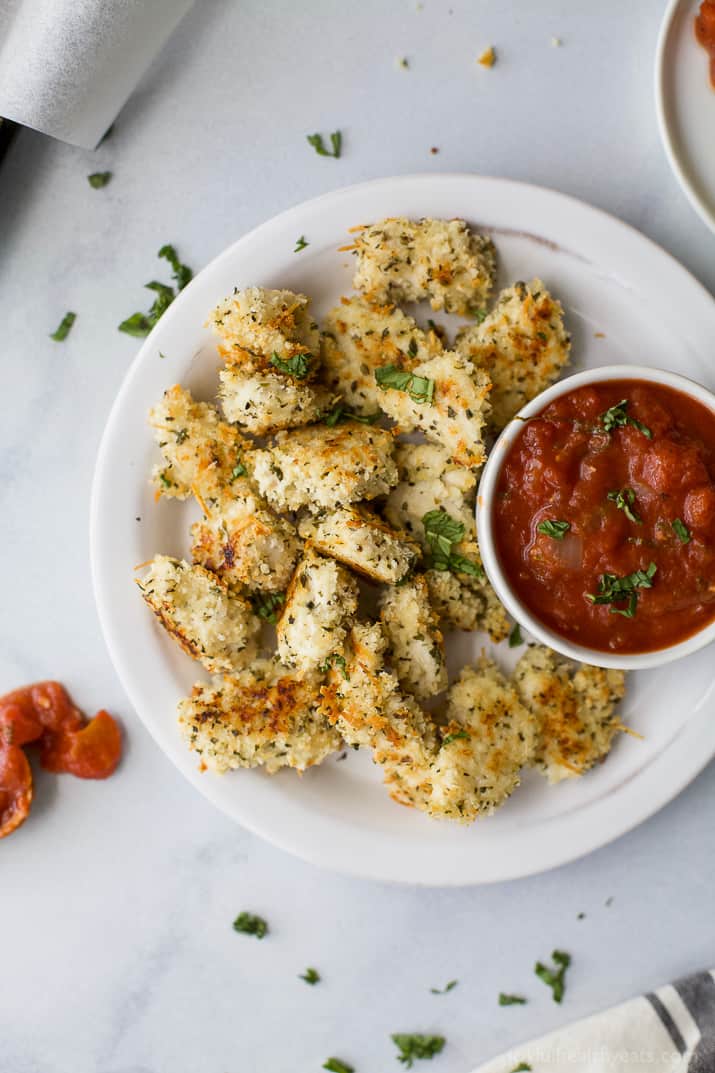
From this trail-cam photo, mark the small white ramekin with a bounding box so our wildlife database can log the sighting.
[476,364,715,670]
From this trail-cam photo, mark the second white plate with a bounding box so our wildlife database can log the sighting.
[91,174,715,885]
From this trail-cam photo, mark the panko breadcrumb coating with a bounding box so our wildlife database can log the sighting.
[218,367,335,436]
[149,384,250,500]
[514,645,626,783]
[320,295,442,414]
[251,422,398,512]
[379,576,447,700]
[425,567,510,643]
[383,442,477,547]
[208,287,320,376]
[456,279,571,428]
[299,506,419,584]
[178,662,341,774]
[191,490,300,593]
[137,555,259,674]
[376,351,491,468]
[351,217,496,315]
[276,547,359,672]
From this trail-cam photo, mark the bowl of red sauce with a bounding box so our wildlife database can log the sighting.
[477,366,715,669]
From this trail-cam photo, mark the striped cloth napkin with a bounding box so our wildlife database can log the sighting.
[476,971,715,1072]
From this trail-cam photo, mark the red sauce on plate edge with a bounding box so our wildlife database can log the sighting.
[493,379,715,654]
[695,0,715,88]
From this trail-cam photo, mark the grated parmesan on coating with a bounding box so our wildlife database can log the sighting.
[379,576,447,700]
[276,547,359,672]
[299,506,419,583]
[208,286,320,376]
[218,367,335,436]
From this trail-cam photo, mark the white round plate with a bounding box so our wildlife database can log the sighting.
[91,174,715,886]
[656,0,715,233]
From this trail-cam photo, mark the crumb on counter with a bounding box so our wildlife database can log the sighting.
[477,46,496,67]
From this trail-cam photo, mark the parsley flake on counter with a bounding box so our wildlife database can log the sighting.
[586,562,657,618]
[232,912,268,939]
[422,510,484,578]
[49,311,76,341]
[88,171,112,189]
[119,245,193,337]
[375,364,435,405]
[430,979,458,995]
[323,1060,353,1073]
[391,1034,446,1067]
[672,518,691,544]
[534,949,571,1003]
[307,130,342,158]
[269,351,313,379]
[250,591,285,624]
[294,235,309,253]
[499,992,527,1006]
[299,967,320,985]
[511,1064,532,1072]
[537,519,570,540]
[607,487,641,524]
[322,401,381,427]
[600,399,652,439]
[508,623,523,648]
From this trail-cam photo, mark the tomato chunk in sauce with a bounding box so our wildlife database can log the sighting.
[493,379,715,653]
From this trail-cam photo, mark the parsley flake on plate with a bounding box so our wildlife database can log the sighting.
[294,235,309,253]
[508,623,523,648]
[49,311,76,341]
[375,364,435,405]
[391,1034,445,1067]
[88,171,112,189]
[511,1064,532,1072]
[537,519,571,540]
[430,979,457,995]
[323,1059,354,1073]
[499,992,527,1006]
[599,399,652,438]
[307,130,342,158]
[269,351,313,379]
[250,592,285,624]
[534,949,571,1003]
[232,911,268,939]
[586,562,657,619]
[422,510,484,578]
[607,487,641,524]
[672,518,691,544]
[299,967,320,985]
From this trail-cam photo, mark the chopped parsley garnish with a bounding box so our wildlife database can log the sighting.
[375,364,435,405]
[299,967,320,985]
[307,130,342,158]
[270,351,312,378]
[430,979,458,995]
[251,591,285,623]
[119,245,193,337]
[473,308,487,324]
[508,623,523,648]
[511,1064,532,1072]
[607,487,641,524]
[88,171,112,189]
[230,462,247,481]
[499,993,527,1006]
[391,1034,446,1067]
[442,730,469,746]
[537,519,571,540]
[323,1060,353,1073]
[600,399,652,438]
[322,401,380,427]
[50,311,76,341]
[534,949,571,1003]
[319,653,349,679]
[294,235,309,253]
[232,912,268,939]
[672,518,691,544]
[586,561,657,618]
[422,509,483,578]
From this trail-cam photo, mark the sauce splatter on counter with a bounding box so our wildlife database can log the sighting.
[0,682,122,838]
[695,1,715,88]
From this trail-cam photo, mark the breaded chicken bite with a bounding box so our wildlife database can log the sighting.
[320,295,442,414]
[276,547,359,672]
[425,568,510,643]
[218,367,335,436]
[455,279,571,428]
[178,662,342,774]
[351,217,496,315]
[251,422,398,512]
[379,576,447,700]
[383,443,477,547]
[427,660,536,820]
[299,506,419,584]
[376,351,491,468]
[513,645,626,783]
[150,384,250,500]
[137,556,259,674]
[208,287,320,377]
[191,489,300,593]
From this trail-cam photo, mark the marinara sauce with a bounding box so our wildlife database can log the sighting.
[493,379,715,653]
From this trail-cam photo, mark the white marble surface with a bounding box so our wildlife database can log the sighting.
[2,2,715,1071]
